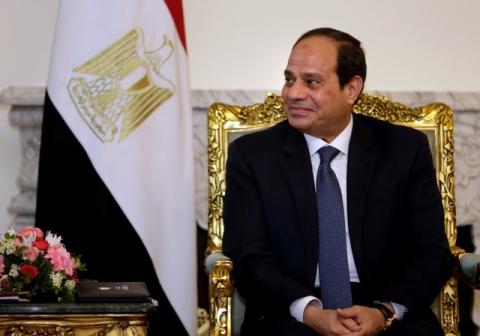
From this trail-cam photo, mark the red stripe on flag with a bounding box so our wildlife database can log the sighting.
[165,0,187,52]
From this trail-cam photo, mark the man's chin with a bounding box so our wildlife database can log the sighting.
[287,116,310,132]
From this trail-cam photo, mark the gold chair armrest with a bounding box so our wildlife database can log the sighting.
[209,259,233,336]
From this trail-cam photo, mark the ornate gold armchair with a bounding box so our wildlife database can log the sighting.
[206,93,478,336]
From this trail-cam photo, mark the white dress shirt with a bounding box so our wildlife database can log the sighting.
[288,116,406,321]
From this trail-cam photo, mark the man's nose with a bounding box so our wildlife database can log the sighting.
[285,82,307,100]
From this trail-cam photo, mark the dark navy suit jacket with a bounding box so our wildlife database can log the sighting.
[223,113,452,329]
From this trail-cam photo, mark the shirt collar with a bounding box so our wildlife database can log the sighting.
[304,115,353,157]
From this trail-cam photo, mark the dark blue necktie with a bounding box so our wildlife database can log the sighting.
[316,146,352,309]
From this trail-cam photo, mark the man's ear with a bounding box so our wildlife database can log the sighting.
[345,75,364,105]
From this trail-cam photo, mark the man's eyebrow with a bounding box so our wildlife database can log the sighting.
[302,72,322,79]
[283,70,322,80]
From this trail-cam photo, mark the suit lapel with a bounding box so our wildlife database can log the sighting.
[347,114,378,280]
[279,126,318,286]
[278,116,379,285]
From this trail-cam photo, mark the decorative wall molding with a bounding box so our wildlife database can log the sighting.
[1,87,44,229]
[2,87,480,237]
[7,105,42,228]
[0,86,45,106]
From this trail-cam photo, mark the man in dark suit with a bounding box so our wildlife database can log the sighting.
[222,28,453,335]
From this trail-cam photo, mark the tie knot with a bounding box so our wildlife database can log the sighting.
[318,146,340,164]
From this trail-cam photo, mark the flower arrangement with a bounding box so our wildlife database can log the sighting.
[0,226,86,302]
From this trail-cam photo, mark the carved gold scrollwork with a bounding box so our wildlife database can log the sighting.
[440,277,459,336]
[209,260,233,336]
[6,325,74,336]
[95,321,122,336]
[235,93,285,124]
[207,104,227,256]
[353,94,431,122]
[1,316,146,336]
[92,319,146,336]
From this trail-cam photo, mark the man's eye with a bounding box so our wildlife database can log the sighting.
[306,80,319,87]
[284,77,294,86]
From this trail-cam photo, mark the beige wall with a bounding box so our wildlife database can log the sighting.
[2,0,479,91]
[0,0,58,230]
[1,0,480,230]
[184,0,480,91]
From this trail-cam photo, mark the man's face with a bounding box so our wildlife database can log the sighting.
[282,36,360,142]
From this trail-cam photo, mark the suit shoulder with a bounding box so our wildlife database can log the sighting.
[230,119,291,148]
[354,113,426,142]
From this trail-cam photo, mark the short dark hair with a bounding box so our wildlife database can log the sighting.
[294,27,367,90]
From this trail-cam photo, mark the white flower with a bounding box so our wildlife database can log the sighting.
[21,233,36,248]
[45,231,63,246]
[0,230,16,254]
[65,279,76,291]
[50,272,65,289]
[9,264,19,277]
[0,238,15,255]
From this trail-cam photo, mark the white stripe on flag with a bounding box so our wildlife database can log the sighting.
[47,1,197,334]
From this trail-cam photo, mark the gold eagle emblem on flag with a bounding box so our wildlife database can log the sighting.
[67,28,175,142]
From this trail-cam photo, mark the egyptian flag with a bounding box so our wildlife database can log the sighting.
[35,1,196,334]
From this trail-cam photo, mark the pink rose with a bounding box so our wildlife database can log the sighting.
[18,226,44,241]
[23,248,39,262]
[45,246,74,276]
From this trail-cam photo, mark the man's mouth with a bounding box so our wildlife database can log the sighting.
[287,104,315,115]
